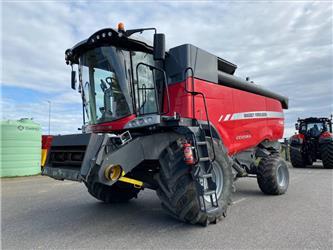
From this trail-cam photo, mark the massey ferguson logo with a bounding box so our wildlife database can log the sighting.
[244,112,267,118]
[219,111,284,122]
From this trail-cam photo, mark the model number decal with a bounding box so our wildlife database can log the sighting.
[236,134,252,140]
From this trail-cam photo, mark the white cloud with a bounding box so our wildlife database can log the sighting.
[1,1,332,138]
[2,2,75,92]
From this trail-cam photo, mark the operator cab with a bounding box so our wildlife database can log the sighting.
[66,24,167,132]
[296,117,333,138]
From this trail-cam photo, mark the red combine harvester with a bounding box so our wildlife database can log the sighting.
[42,24,289,225]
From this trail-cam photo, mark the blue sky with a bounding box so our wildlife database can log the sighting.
[1,1,332,136]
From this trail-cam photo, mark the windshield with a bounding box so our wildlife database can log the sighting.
[300,122,326,137]
[79,46,132,124]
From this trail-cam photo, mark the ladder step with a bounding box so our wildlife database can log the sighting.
[199,157,210,162]
[206,206,219,213]
[197,141,207,146]
[204,190,216,196]
[201,173,213,179]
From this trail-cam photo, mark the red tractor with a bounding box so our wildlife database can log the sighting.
[42,24,290,225]
[289,117,333,169]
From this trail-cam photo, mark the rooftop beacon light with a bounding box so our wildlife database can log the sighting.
[118,22,125,33]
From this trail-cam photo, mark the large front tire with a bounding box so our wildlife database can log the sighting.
[257,152,289,195]
[156,139,233,226]
[85,169,140,203]
[320,142,333,169]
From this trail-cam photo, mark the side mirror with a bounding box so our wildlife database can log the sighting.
[71,70,76,90]
[295,123,299,130]
[153,33,165,60]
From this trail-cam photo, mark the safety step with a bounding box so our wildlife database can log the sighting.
[204,190,216,196]
[201,173,213,178]
[199,157,210,162]
[206,206,219,213]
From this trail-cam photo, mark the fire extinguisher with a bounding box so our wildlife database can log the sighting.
[183,142,195,165]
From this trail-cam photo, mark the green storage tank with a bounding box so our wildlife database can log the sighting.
[0,118,42,177]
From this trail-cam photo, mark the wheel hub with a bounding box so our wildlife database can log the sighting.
[277,164,287,187]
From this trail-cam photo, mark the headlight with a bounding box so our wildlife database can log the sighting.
[125,115,160,129]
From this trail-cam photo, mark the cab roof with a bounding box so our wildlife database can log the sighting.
[298,117,332,123]
[65,28,154,64]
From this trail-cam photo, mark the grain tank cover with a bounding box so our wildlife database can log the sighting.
[0,119,42,177]
[165,44,288,109]
[218,57,237,75]
[166,44,237,84]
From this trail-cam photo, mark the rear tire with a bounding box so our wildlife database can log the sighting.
[156,139,233,226]
[306,156,313,166]
[320,142,333,169]
[290,146,306,168]
[85,169,140,203]
[257,152,289,195]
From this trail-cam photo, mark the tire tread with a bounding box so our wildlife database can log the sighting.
[257,151,289,195]
[320,142,333,169]
[156,139,233,226]
[290,146,306,168]
[85,171,140,203]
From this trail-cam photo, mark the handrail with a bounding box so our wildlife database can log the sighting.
[184,67,216,164]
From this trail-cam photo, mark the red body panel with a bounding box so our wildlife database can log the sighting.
[165,78,284,155]
[87,77,284,156]
[42,135,53,150]
[86,114,136,133]
[320,131,333,139]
